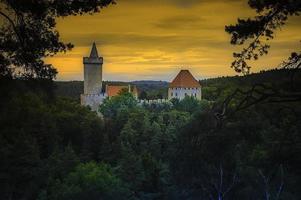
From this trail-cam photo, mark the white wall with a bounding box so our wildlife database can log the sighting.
[168,87,202,100]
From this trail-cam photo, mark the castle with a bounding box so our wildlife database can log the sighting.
[168,69,202,100]
[81,43,202,111]
[80,43,106,111]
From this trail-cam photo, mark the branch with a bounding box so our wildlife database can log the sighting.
[275,165,284,200]
[227,2,292,74]
[222,172,238,199]
[213,81,301,125]
[258,169,270,200]
[0,9,23,45]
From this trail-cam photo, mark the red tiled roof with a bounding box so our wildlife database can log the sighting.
[106,85,138,97]
[106,85,128,97]
[169,70,201,88]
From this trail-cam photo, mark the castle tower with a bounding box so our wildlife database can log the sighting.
[168,70,202,100]
[83,42,103,95]
[81,43,107,112]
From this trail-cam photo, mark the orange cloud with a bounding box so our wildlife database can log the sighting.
[45,0,301,81]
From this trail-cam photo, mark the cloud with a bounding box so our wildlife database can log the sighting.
[50,0,301,81]
[123,0,243,8]
[62,32,231,55]
[153,15,205,29]
[168,0,203,7]
[123,0,203,7]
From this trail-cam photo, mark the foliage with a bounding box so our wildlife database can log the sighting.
[225,0,301,74]
[172,96,208,114]
[1,71,301,199]
[0,80,105,199]
[0,0,115,79]
[43,162,130,200]
[99,92,138,118]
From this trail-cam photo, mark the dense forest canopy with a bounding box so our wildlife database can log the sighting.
[1,69,301,200]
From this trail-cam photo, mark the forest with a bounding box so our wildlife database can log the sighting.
[1,69,301,200]
[1,0,301,199]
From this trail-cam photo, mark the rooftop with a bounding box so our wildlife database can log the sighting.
[89,42,99,58]
[169,70,201,88]
[106,85,128,97]
[106,85,138,97]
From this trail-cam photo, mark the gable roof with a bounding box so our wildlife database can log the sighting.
[106,85,128,97]
[106,85,138,97]
[169,70,201,88]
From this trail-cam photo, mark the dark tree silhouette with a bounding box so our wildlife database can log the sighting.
[0,0,115,79]
[216,0,301,123]
[225,0,301,74]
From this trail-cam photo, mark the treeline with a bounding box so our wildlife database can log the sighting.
[200,68,301,101]
[54,80,169,101]
[0,70,301,199]
[54,69,301,102]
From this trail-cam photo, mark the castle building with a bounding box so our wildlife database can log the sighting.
[81,43,107,111]
[81,43,202,111]
[81,43,138,111]
[106,85,138,99]
[168,70,202,100]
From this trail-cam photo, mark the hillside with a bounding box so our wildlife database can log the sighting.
[54,69,301,101]
[199,68,301,101]
[54,81,83,100]
[200,68,301,87]
[2,68,301,200]
[54,80,169,100]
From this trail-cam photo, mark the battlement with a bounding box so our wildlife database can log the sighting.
[138,99,170,104]
[83,57,103,64]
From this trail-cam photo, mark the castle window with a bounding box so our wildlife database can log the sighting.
[171,92,173,97]
[185,93,187,96]
[195,93,197,97]
[175,93,178,96]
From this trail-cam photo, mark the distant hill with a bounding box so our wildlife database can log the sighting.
[54,81,83,100]
[200,68,301,87]
[54,69,301,101]
[54,80,169,100]
[131,80,168,90]
[199,68,301,101]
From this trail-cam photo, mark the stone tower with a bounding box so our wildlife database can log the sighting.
[83,42,103,95]
[81,43,107,112]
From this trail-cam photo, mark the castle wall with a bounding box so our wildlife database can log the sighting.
[168,87,202,100]
[81,93,107,112]
[138,99,170,104]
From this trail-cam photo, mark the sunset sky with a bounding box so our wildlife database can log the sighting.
[45,0,301,81]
